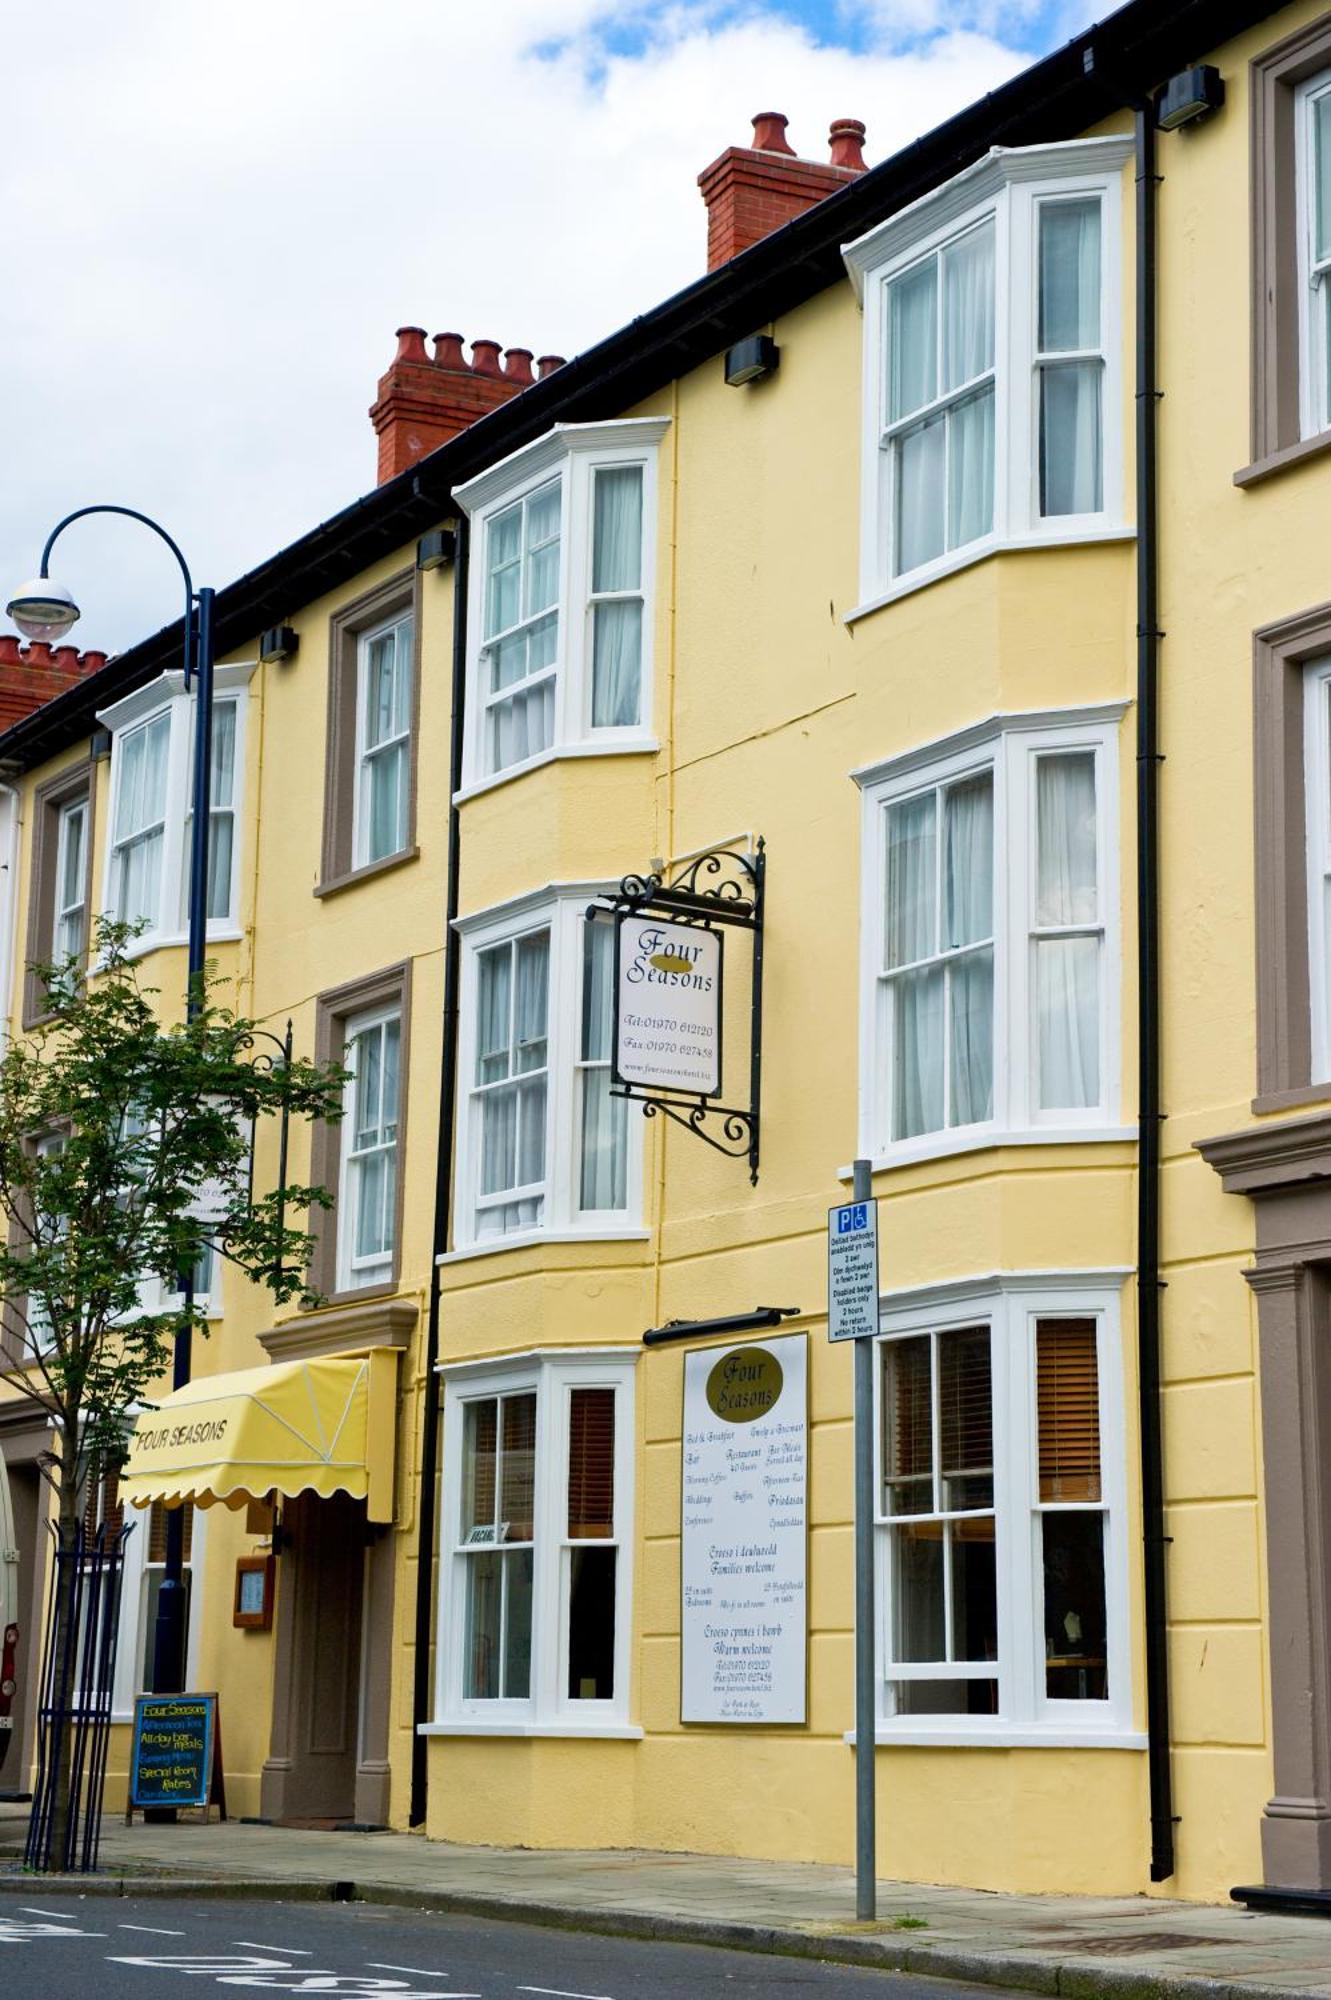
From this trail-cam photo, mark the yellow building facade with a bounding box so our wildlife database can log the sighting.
[7,0,1331,1910]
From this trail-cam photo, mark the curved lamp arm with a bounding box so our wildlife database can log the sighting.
[39,504,197,685]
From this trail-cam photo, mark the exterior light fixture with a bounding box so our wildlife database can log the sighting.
[725,334,779,387]
[5,577,80,642]
[416,527,457,571]
[1157,66,1224,130]
[259,624,299,664]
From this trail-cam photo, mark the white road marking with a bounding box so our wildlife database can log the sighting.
[365,1968,452,1979]
[231,1942,316,1954]
[518,1987,615,2000]
[119,1924,188,1935]
[20,1907,79,1918]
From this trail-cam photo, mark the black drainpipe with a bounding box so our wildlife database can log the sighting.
[1135,100,1174,1886]
[410,513,469,1828]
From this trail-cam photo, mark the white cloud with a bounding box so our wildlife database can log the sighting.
[2,0,1064,654]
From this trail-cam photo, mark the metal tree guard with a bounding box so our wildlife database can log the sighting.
[25,1518,133,1873]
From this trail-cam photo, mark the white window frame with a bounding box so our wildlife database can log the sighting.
[448,886,647,1258]
[454,419,669,795]
[429,1347,639,1737]
[1304,656,1331,1078]
[855,705,1127,1168]
[335,1003,402,1294]
[97,664,256,953]
[353,609,414,869]
[843,137,1133,616]
[1297,67,1331,440]
[868,1271,1137,1748]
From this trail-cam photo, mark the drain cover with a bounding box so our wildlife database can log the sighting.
[1060,1932,1235,1956]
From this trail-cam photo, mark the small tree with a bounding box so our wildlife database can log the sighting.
[0,921,346,1865]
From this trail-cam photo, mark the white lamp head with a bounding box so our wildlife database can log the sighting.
[5,577,80,643]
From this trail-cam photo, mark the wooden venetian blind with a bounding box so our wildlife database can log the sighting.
[82,1463,124,1542]
[147,1498,194,1565]
[1037,1318,1101,1503]
[884,1335,932,1490]
[940,1327,992,1480]
[568,1388,615,1540]
[500,1392,537,1542]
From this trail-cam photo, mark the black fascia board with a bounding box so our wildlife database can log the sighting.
[0,0,1272,774]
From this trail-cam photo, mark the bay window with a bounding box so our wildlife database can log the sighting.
[98,665,254,949]
[454,419,668,790]
[858,707,1124,1161]
[454,892,642,1252]
[875,1276,1131,1742]
[844,137,1131,607]
[434,1349,637,1733]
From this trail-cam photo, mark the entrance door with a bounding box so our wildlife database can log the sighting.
[264,1491,365,1822]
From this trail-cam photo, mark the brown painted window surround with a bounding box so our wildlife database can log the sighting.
[307,961,412,1306]
[1238,14,1331,488]
[317,569,422,897]
[1253,598,1331,1110]
[23,759,94,1027]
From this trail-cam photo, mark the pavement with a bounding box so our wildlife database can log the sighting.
[9,1802,1331,1999]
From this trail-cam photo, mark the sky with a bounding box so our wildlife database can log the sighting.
[2,0,1102,658]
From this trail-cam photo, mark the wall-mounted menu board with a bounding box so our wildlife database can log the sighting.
[681,1333,807,1724]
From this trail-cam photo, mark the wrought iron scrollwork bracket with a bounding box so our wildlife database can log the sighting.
[594,841,765,1185]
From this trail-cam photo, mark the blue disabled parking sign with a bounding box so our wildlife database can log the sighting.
[827,1198,879,1341]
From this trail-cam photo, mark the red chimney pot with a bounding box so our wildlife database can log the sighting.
[751,112,794,155]
[470,339,504,378]
[537,354,565,379]
[503,348,535,385]
[829,118,867,170]
[432,331,467,371]
[392,325,429,365]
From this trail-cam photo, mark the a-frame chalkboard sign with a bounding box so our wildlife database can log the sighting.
[126,1691,227,1823]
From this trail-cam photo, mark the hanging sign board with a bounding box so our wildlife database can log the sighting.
[614,915,723,1097]
[827,1198,880,1342]
[128,1691,225,1814]
[681,1332,807,1724]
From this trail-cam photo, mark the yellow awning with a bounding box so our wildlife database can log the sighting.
[119,1350,397,1524]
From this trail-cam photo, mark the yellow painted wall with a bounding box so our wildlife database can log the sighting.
[10,0,1331,1905]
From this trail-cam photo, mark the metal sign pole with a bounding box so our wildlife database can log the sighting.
[852,1156,876,1921]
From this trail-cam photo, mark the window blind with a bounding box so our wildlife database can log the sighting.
[1037,1317,1101,1502]
[567,1387,615,1539]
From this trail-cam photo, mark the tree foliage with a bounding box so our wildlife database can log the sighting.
[0,922,346,1495]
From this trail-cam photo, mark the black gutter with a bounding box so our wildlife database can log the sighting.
[1135,101,1174,1886]
[0,0,1280,775]
[409,514,468,1829]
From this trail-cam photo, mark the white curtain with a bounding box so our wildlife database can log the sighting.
[888,258,937,421]
[950,950,994,1126]
[1041,363,1102,516]
[1039,200,1100,352]
[886,793,936,967]
[1316,92,1331,261]
[894,966,944,1139]
[1035,754,1099,1109]
[490,676,555,770]
[895,414,946,578]
[1039,199,1102,518]
[948,387,995,552]
[524,483,562,616]
[944,774,993,948]
[1037,754,1097,925]
[579,920,627,1210]
[591,462,644,728]
[942,222,994,391]
[486,505,523,636]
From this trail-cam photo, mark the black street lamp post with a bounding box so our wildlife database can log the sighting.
[8,506,215,1699]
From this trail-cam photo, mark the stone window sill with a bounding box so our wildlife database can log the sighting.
[315,847,419,900]
[1235,428,1331,489]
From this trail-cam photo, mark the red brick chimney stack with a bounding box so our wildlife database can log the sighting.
[698,113,868,270]
[369,327,564,485]
[0,637,108,731]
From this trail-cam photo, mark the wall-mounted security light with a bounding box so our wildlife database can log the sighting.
[259,625,299,664]
[89,725,112,761]
[1157,65,1224,130]
[416,527,457,571]
[725,335,779,387]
